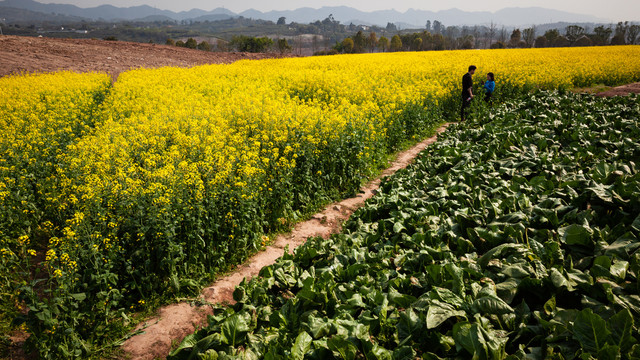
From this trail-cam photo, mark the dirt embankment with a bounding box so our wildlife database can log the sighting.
[0,35,291,78]
[595,82,640,97]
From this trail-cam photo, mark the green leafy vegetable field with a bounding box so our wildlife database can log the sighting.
[169,90,640,360]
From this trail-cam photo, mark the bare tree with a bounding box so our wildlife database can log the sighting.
[565,25,585,45]
[472,26,481,48]
[498,26,508,44]
[611,21,628,44]
[522,26,536,47]
[486,21,497,48]
[627,24,640,45]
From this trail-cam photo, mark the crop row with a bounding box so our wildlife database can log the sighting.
[169,91,640,359]
[1,46,640,357]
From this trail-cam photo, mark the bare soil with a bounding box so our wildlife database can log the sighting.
[596,82,640,97]
[0,35,291,79]
[119,124,450,360]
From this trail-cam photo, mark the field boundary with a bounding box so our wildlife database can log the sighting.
[119,123,451,360]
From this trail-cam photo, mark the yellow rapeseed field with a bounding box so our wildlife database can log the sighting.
[1,46,639,357]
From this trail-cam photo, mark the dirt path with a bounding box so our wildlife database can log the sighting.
[119,124,450,359]
[596,82,640,97]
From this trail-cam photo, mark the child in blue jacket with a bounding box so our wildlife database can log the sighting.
[483,72,495,102]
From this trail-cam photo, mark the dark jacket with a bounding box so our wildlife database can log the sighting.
[462,72,473,98]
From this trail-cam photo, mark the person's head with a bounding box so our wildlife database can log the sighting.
[468,65,476,74]
[487,72,494,81]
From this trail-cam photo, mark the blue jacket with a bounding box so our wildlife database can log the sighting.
[484,80,495,94]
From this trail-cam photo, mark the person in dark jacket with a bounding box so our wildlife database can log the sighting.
[461,65,476,121]
[483,72,495,103]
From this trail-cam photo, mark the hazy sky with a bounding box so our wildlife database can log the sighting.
[43,0,639,21]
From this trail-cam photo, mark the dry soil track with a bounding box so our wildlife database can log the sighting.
[595,82,640,97]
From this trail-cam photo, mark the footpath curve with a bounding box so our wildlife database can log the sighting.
[120,124,451,359]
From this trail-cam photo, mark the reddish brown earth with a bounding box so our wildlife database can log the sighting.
[596,82,640,97]
[0,35,291,79]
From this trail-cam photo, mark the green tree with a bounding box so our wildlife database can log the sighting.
[460,36,473,49]
[185,37,198,49]
[277,38,292,54]
[544,29,560,45]
[165,38,175,46]
[341,37,354,53]
[277,17,286,25]
[367,32,378,52]
[533,36,547,48]
[230,35,274,52]
[432,33,445,50]
[197,41,211,51]
[352,31,366,53]
[412,37,423,51]
[509,28,521,47]
[593,25,612,45]
[390,35,402,52]
[378,36,389,52]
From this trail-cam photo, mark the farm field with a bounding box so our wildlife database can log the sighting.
[169,90,640,359]
[0,35,287,78]
[1,45,640,358]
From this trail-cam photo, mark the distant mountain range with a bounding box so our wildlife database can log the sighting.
[0,0,612,27]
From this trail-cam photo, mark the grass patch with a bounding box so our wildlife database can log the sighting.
[570,83,612,94]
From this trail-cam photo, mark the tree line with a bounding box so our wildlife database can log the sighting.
[332,21,639,54]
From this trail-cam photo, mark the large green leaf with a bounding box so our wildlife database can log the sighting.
[632,213,640,233]
[391,346,416,360]
[291,331,313,360]
[471,296,513,316]
[560,224,592,246]
[453,322,507,360]
[305,315,333,339]
[221,314,250,347]
[365,344,393,360]
[572,308,610,354]
[431,287,465,308]
[609,309,635,352]
[478,244,528,268]
[328,336,358,360]
[388,288,417,308]
[426,301,466,329]
[398,308,423,340]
